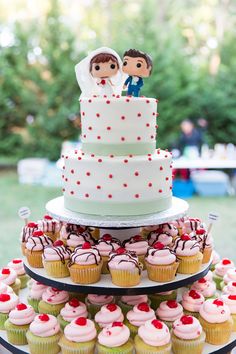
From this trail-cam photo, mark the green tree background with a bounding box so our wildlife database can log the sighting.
[0,0,236,160]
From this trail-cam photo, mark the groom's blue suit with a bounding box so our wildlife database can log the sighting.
[124,76,144,97]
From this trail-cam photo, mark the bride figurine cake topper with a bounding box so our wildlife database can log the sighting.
[75,47,124,98]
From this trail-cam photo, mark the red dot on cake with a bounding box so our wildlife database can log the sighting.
[146,99,150,103]
[88,126,92,130]
[83,134,86,138]
[148,182,152,187]
[70,169,74,174]
[109,174,113,178]
[78,157,82,160]
[134,171,139,176]
[88,99,92,103]
[108,194,112,198]
[170,186,172,190]
[97,136,101,140]
[126,98,130,102]
[123,183,128,187]
[152,112,155,115]
[160,166,163,171]
[166,177,169,181]
[76,181,80,185]
[107,126,111,130]
[98,159,102,163]
[96,113,100,117]
[148,157,152,161]
[124,159,128,163]
[137,136,141,141]
[86,172,91,176]
[135,194,140,198]
[106,100,110,104]
[146,123,150,127]
[121,116,125,120]
[85,193,89,198]
[159,189,163,193]
[97,185,101,189]
[137,113,142,117]
[121,137,125,141]
[65,178,68,182]
[82,112,85,116]
[70,191,74,195]
[91,154,95,157]
[150,135,154,139]
[110,154,114,158]
[62,188,65,192]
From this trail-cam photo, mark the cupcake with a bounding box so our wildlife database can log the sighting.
[210,250,221,271]
[159,223,178,238]
[108,247,143,287]
[64,228,95,251]
[58,298,88,331]
[26,314,61,354]
[20,222,38,255]
[60,224,96,244]
[38,286,69,316]
[27,280,48,312]
[85,294,114,319]
[59,317,97,354]
[43,240,71,277]
[95,303,124,329]
[147,228,173,247]
[221,294,236,331]
[7,258,29,289]
[223,281,236,295]
[149,291,177,310]
[145,242,178,282]
[181,290,205,318]
[25,230,53,268]
[182,217,201,234]
[0,267,21,294]
[191,228,213,264]
[173,234,202,274]
[0,282,14,294]
[172,315,206,354]
[96,234,121,274]
[156,300,183,329]
[123,235,148,268]
[199,298,233,344]
[4,303,35,345]
[213,258,235,289]
[37,214,62,242]
[135,319,171,354]
[118,295,150,316]
[125,302,156,338]
[96,321,133,354]
[68,242,102,284]
[0,292,19,329]
[191,277,217,299]
[221,268,236,289]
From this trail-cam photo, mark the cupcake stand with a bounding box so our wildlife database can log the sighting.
[1,196,236,353]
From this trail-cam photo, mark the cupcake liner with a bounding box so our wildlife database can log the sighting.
[26,330,61,354]
[26,249,44,268]
[212,273,223,290]
[27,297,40,312]
[109,268,141,287]
[101,256,110,274]
[0,313,9,330]
[69,262,102,284]
[90,228,100,240]
[21,243,26,256]
[43,259,70,278]
[220,280,225,290]
[199,315,233,345]
[149,291,177,310]
[145,262,179,282]
[232,314,236,332]
[171,331,205,354]
[59,335,96,354]
[4,319,29,345]
[96,338,134,354]
[57,314,70,331]
[18,274,30,289]
[177,252,203,274]
[124,319,138,339]
[134,334,171,354]
[10,278,21,295]
[202,247,212,264]
[38,300,66,317]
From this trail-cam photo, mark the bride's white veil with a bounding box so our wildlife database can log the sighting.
[75,47,124,98]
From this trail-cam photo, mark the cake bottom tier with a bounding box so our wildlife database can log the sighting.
[63,149,172,216]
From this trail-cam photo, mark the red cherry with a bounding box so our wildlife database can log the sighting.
[232,282,236,287]
[12,259,22,264]
[51,287,59,292]
[27,222,38,228]
[166,300,178,308]
[75,317,87,326]
[2,268,10,275]
[228,295,236,300]
[53,240,64,247]
[116,247,126,254]
[181,234,191,241]
[33,230,44,237]
[222,259,231,265]
[196,229,205,235]
[198,278,207,283]
[213,299,224,306]
[153,242,165,250]
[137,302,150,312]
[180,315,193,325]
[0,294,10,302]
[189,290,201,299]
[112,321,123,327]
[44,215,53,220]
[102,234,112,241]
[133,235,142,241]
[39,314,49,321]
[154,227,164,234]
[82,242,91,249]
[16,303,27,311]
[107,303,117,312]
[151,319,163,329]
[69,298,80,307]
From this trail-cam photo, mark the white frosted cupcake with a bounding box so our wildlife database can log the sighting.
[222,281,236,295]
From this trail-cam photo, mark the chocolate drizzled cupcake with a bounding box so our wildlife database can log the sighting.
[43,240,71,278]
[20,222,38,256]
[25,231,53,268]
[147,228,173,247]
[37,215,62,242]
[64,227,96,251]
[96,234,121,274]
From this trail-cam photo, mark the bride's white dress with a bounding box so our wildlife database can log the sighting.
[96,78,114,96]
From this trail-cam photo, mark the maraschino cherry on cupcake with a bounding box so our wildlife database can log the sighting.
[0,267,21,294]
[96,233,121,274]
[156,300,183,329]
[57,297,88,331]
[64,227,96,251]
[95,303,124,330]
[191,276,217,299]
[20,221,39,256]
[43,239,71,278]
[7,258,29,289]
[213,258,235,289]
[181,289,205,318]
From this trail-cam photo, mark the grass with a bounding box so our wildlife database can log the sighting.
[0,170,236,266]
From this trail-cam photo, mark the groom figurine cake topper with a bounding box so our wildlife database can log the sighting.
[122,49,153,97]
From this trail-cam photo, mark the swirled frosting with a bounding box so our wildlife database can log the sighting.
[108,249,142,273]
[159,223,178,237]
[87,294,114,305]
[145,244,176,265]
[43,243,71,262]
[215,258,235,277]
[223,268,236,284]
[123,235,148,256]
[172,217,187,229]
[28,280,48,300]
[98,322,130,347]
[64,317,96,342]
[37,215,61,233]
[121,295,148,306]
[182,290,205,312]
[191,278,216,298]
[199,299,231,323]
[182,218,201,234]
[173,315,202,339]
[222,281,236,295]
[0,282,14,294]
[0,268,17,285]
[96,234,121,256]
[173,235,200,256]
[20,222,38,243]
[191,229,213,250]
[41,287,69,305]
[221,294,236,314]
[126,303,156,326]
[60,299,88,322]
[0,293,19,313]
[147,229,173,246]
[60,224,87,241]
[66,230,95,248]
[69,244,101,265]
[9,303,35,325]
[138,319,170,346]
[156,300,183,322]
[95,304,124,328]
[29,314,60,337]
[7,259,25,276]
[26,233,53,251]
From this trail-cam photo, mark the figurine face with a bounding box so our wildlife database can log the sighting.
[91,60,119,79]
[122,56,151,78]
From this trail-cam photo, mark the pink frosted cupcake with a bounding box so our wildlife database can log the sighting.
[221,268,236,289]
[123,235,148,268]
[58,298,88,330]
[182,217,202,234]
[199,298,233,344]
[85,294,114,318]
[147,228,173,246]
[25,230,53,268]
[59,317,97,354]
[210,250,221,271]
[0,292,19,329]
[125,302,156,338]
[27,280,48,312]
[38,286,69,316]
[222,281,236,295]
[135,319,171,354]
[159,223,178,238]
[173,234,202,274]
[5,303,35,345]
[191,228,213,264]
[95,303,124,329]
[172,315,206,354]
[20,222,38,255]
[172,217,187,235]
[181,290,204,318]
[118,295,150,315]
[221,294,236,331]
[191,277,217,299]
[145,242,179,282]
[37,214,62,242]
[96,234,121,274]
[0,267,21,294]
[8,258,29,289]
[213,258,235,289]
[156,300,183,328]
[64,227,95,250]
[43,240,71,277]
[0,282,14,294]
[26,313,61,354]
